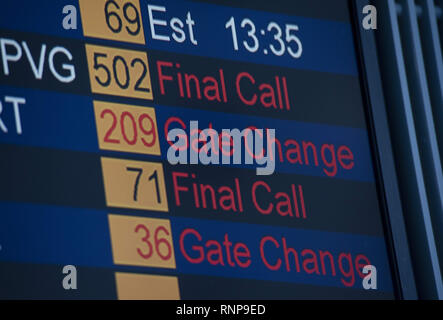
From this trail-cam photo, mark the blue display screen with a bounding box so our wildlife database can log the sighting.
[0,0,395,299]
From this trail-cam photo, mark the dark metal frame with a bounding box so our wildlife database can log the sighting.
[349,0,418,299]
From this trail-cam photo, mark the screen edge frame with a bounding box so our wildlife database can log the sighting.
[349,0,418,299]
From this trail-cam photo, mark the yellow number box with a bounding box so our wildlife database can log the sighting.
[101,157,168,211]
[94,101,161,156]
[109,214,176,269]
[85,44,153,100]
[115,272,180,300]
[79,0,146,44]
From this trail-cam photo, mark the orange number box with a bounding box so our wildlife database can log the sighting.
[109,214,176,269]
[94,101,161,156]
[101,157,168,212]
[115,272,180,300]
[85,44,153,100]
[79,0,146,44]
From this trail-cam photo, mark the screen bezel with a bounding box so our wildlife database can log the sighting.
[349,0,417,299]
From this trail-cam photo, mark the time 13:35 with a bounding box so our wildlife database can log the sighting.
[225,17,303,59]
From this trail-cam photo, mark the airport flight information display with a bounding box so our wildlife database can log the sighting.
[0,0,396,299]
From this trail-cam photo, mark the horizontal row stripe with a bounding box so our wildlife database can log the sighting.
[0,201,394,292]
[0,85,375,181]
[0,261,394,299]
[0,144,384,235]
[0,0,358,74]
